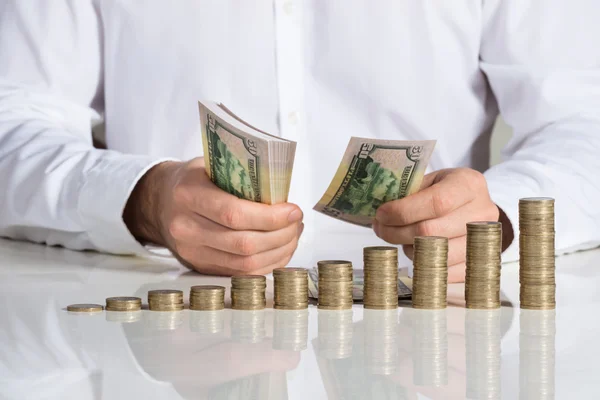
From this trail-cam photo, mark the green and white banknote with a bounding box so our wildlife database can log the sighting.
[314,137,436,227]
[199,101,297,204]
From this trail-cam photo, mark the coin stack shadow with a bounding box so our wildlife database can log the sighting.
[273,268,309,310]
[105,296,142,312]
[364,309,398,375]
[412,237,448,309]
[231,275,267,310]
[519,310,556,400]
[273,309,309,351]
[519,198,556,310]
[363,247,399,310]
[148,290,184,311]
[189,285,225,311]
[411,309,448,387]
[190,310,225,334]
[318,309,354,359]
[317,260,353,310]
[231,309,266,343]
[465,309,501,400]
[465,222,502,309]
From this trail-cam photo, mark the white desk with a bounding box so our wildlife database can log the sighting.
[0,236,599,400]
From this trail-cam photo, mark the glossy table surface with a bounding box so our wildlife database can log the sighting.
[1,235,599,400]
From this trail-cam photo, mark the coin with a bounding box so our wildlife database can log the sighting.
[412,236,448,310]
[148,289,184,311]
[273,268,308,310]
[464,222,502,309]
[317,261,353,310]
[66,303,103,313]
[231,275,266,310]
[189,285,225,311]
[363,246,399,310]
[519,198,555,310]
[105,296,142,312]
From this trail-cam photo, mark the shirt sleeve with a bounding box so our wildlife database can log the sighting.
[480,0,600,262]
[0,1,174,255]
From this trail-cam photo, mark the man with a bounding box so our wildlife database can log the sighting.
[0,1,599,282]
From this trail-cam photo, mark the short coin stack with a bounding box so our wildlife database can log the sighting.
[519,198,556,310]
[231,275,266,310]
[105,296,142,312]
[363,247,398,309]
[273,268,309,310]
[317,260,353,310]
[412,236,448,309]
[465,222,502,309]
[189,285,225,311]
[148,290,184,311]
[67,304,103,313]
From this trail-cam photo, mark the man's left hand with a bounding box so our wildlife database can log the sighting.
[373,168,511,283]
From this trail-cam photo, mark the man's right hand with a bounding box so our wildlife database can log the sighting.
[123,157,304,275]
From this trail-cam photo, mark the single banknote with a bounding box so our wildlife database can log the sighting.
[314,137,436,227]
[199,101,297,204]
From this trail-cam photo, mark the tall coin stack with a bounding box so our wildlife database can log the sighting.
[189,285,225,311]
[231,275,266,310]
[412,237,448,309]
[105,296,142,312]
[465,222,502,309]
[273,268,308,310]
[363,247,398,309]
[317,260,353,310]
[519,198,556,310]
[148,290,184,311]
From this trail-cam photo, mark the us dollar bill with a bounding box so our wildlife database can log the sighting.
[314,137,436,227]
[199,101,296,205]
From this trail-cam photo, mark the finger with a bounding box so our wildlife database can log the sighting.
[375,171,478,226]
[448,262,466,283]
[179,179,303,231]
[404,236,466,266]
[170,213,303,255]
[179,238,299,274]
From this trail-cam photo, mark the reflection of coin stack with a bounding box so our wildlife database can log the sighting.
[231,309,266,343]
[412,236,449,309]
[465,309,501,400]
[144,309,184,330]
[363,247,398,309]
[189,285,225,311]
[273,268,309,310]
[519,310,556,400]
[465,222,502,309]
[189,310,225,335]
[519,198,556,310]
[317,260,353,310]
[231,276,267,310]
[318,309,353,359]
[411,309,448,387]
[364,309,398,375]
[273,309,309,351]
[148,290,184,311]
[105,310,141,323]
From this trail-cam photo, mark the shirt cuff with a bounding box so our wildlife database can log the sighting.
[484,169,538,264]
[77,153,178,256]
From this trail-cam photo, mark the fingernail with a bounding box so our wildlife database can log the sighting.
[288,209,302,222]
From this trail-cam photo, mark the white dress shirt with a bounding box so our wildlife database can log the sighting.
[0,0,599,265]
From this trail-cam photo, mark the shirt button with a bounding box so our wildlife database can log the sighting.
[288,111,300,126]
[283,0,294,16]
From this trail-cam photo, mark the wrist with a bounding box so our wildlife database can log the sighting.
[123,161,180,246]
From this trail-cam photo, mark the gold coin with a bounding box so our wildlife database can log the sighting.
[67,303,103,313]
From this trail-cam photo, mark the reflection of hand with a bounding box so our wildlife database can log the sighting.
[373,168,510,282]
[124,158,304,275]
